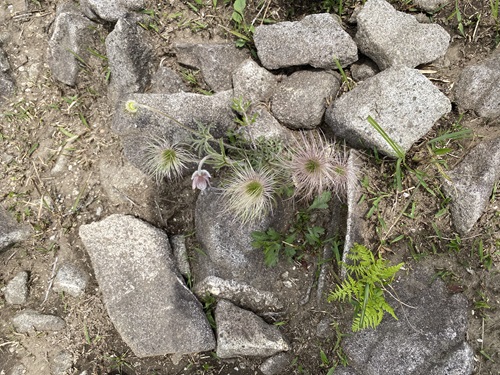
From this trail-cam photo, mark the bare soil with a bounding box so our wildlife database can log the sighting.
[0,0,499,374]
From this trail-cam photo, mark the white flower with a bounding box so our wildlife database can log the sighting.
[191,169,211,191]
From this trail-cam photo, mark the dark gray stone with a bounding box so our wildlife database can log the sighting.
[193,276,283,313]
[112,90,234,173]
[350,58,380,82]
[453,48,500,118]
[105,17,154,103]
[53,263,89,297]
[271,70,341,130]
[79,214,215,357]
[12,309,66,333]
[254,13,358,70]
[0,206,31,252]
[343,265,473,375]
[48,5,98,86]
[259,352,294,375]
[325,66,451,157]
[150,66,187,94]
[232,59,279,105]
[215,300,289,358]
[4,271,28,305]
[442,137,500,234]
[0,46,10,72]
[175,42,249,92]
[170,234,191,278]
[50,350,73,375]
[355,0,450,70]
[80,0,144,22]
[0,46,14,104]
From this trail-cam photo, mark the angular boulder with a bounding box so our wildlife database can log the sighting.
[271,70,341,130]
[442,137,500,234]
[215,300,289,358]
[80,0,144,22]
[355,0,450,70]
[4,271,29,305]
[79,214,215,357]
[105,17,154,103]
[232,59,279,105]
[254,13,358,70]
[150,66,187,94]
[453,48,500,118]
[48,5,98,86]
[0,206,31,252]
[53,263,88,298]
[175,43,249,92]
[325,66,451,156]
[343,265,474,375]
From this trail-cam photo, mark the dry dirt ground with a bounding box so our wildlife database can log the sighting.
[0,0,500,374]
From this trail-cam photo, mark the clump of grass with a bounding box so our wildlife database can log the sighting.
[221,164,277,225]
[142,137,194,183]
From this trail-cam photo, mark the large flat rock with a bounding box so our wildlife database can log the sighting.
[325,66,451,156]
[355,0,450,70]
[254,13,358,70]
[79,214,215,357]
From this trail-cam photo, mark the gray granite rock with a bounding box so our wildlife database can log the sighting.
[80,0,144,22]
[343,265,473,375]
[175,43,249,92]
[350,58,380,82]
[8,364,26,375]
[0,46,10,72]
[4,271,29,305]
[12,309,66,333]
[105,17,154,103]
[238,106,295,145]
[0,206,31,252]
[355,0,450,70]
[170,234,191,279]
[453,48,500,118]
[53,263,89,297]
[271,70,341,130]
[325,66,451,157]
[259,352,294,375]
[254,13,358,70]
[50,350,73,375]
[442,137,500,234]
[215,300,289,358]
[150,66,187,94]
[413,0,450,12]
[79,214,215,357]
[193,276,283,313]
[0,46,14,105]
[232,59,279,105]
[48,5,97,86]
[112,90,234,174]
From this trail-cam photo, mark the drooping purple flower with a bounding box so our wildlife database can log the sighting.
[191,169,211,191]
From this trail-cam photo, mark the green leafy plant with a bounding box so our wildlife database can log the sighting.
[328,243,404,331]
[251,191,334,266]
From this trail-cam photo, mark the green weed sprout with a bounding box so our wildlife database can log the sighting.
[328,244,404,332]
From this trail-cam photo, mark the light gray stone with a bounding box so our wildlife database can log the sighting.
[254,13,358,70]
[442,137,500,234]
[112,91,234,174]
[53,263,89,297]
[350,58,380,82]
[215,300,289,358]
[237,106,295,145]
[0,207,31,252]
[105,17,154,103]
[175,43,249,92]
[271,70,341,130]
[8,364,26,375]
[50,350,73,375]
[259,352,294,375]
[79,214,215,357]
[355,0,450,70]
[4,271,28,305]
[232,59,279,105]
[48,5,98,86]
[413,0,450,12]
[150,66,187,94]
[325,66,451,157]
[429,342,474,375]
[170,234,191,278]
[193,276,283,313]
[453,48,500,118]
[343,265,471,375]
[12,309,66,333]
[80,0,144,22]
